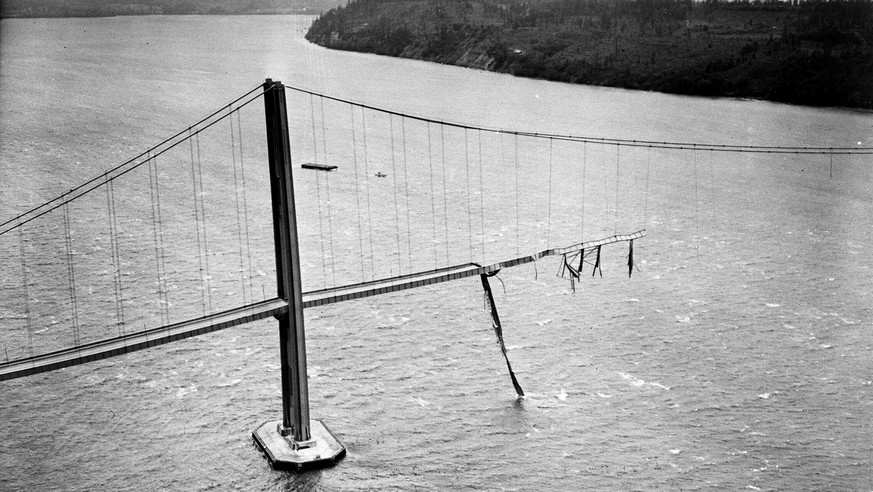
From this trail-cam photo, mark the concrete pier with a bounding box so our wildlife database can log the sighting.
[253,419,346,471]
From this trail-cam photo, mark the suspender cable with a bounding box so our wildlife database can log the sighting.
[499,132,507,253]
[401,117,413,270]
[62,203,80,349]
[325,166,336,288]
[320,97,330,172]
[389,114,402,275]
[547,137,553,249]
[155,155,169,326]
[309,95,328,287]
[464,128,473,262]
[315,166,327,288]
[195,133,213,313]
[514,134,520,257]
[360,107,376,280]
[441,124,450,265]
[427,122,438,269]
[147,152,159,318]
[614,145,621,235]
[349,105,365,282]
[189,129,207,315]
[581,142,587,243]
[112,178,126,332]
[320,97,337,287]
[478,129,485,264]
[627,146,636,230]
[236,110,255,300]
[644,146,651,230]
[105,175,125,335]
[694,150,700,262]
[602,144,609,233]
[230,107,248,303]
[309,94,320,165]
[18,226,33,358]
[148,153,168,327]
[708,148,717,245]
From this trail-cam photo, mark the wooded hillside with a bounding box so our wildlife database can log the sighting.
[306,0,873,108]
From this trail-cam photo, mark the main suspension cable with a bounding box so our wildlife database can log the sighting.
[280,83,873,155]
[1,83,268,236]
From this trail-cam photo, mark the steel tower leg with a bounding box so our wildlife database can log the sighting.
[253,78,345,471]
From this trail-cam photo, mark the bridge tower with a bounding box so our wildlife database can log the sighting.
[252,79,345,470]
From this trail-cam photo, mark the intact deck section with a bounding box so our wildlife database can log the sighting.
[1,230,644,381]
[0,298,289,381]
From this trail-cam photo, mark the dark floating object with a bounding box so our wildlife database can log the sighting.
[301,162,337,171]
[375,172,387,178]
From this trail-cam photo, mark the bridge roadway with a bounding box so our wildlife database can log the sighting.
[0,230,644,381]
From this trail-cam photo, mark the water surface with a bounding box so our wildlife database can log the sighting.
[1,15,871,491]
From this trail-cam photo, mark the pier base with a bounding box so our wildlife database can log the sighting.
[253,419,346,471]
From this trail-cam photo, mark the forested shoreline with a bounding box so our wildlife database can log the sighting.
[306,0,873,109]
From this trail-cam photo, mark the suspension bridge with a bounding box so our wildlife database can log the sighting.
[1,79,869,470]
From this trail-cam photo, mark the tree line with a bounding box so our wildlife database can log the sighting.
[306,0,873,108]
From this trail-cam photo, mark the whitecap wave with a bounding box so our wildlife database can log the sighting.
[617,371,670,390]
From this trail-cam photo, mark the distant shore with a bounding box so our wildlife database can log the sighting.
[0,10,314,18]
[305,0,873,109]
[0,0,334,18]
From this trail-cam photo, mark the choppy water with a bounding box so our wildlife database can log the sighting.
[1,15,872,491]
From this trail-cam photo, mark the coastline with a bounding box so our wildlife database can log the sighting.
[305,0,873,110]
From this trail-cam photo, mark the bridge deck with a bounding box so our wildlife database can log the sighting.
[303,230,646,308]
[1,231,644,381]
[0,298,289,381]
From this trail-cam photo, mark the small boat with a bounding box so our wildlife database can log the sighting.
[375,172,387,178]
